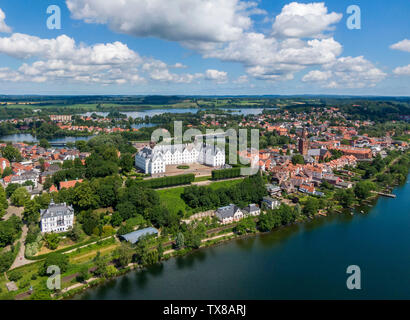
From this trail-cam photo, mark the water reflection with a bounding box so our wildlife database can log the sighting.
[175,250,207,270]
[76,175,410,300]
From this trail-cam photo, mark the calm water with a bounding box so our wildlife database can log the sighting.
[81,107,266,119]
[0,133,94,144]
[77,176,410,300]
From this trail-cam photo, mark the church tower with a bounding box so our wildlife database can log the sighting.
[298,128,309,156]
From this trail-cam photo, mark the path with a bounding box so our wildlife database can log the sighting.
[154,177,245,191]
[10,224,35,270]
[61,277,98,294]
[1,205,24,221]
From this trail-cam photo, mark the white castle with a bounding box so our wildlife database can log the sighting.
[135,143,225,174]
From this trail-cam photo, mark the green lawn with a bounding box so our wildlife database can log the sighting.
[158,178,244,215]
[157,187,189,216]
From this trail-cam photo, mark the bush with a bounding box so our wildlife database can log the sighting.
[212,168,241,180]
[8,270,23,282]
[39,253,69,276]
[76,265,90,282]
[134,174,195,189]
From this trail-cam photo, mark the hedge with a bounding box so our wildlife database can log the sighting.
[212,168,241,180]
[135,174,195,189]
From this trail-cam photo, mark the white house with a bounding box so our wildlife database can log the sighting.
[215,204,244,224]
[242,204,261,216]
[135,142,225,174]
[40,201,74,233]
[10,171,39,188]
[262,196,280,210]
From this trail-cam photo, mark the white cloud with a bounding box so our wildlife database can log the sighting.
[393,64,410,76]
[205,69,228,83]
[66,0,259,43]
[302,70,332,82]
[302,56,387,88]
[390,39,410,52]
[65,0,386,88]
[199,33,342,80]
[234,75,249,84]
[0,8,11,33]
[0,33,206,85]
[0,33,141,63]
[272,2,342,38]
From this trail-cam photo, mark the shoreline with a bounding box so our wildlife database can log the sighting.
[63,179,406,300]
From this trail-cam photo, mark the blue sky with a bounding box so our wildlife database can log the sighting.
[0,0,409,95]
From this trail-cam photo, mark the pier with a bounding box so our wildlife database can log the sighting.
[372,191,396,198]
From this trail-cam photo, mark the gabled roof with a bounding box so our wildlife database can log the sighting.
[215,204,242,219]
[60,179,83,189]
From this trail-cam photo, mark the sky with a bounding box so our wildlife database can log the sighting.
[0,0,409,96]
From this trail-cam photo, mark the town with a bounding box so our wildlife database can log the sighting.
[0,97,409,300]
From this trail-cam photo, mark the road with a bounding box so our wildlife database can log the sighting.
[10,224,36,270]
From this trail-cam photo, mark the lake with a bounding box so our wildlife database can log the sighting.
[0,134,95,144]
[81,107,267,119]
[76,176,410,300]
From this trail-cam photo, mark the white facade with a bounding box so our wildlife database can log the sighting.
[135,143,225,174]
[40,201,74,233]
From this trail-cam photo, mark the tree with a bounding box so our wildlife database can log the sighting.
[1,167,12,178]
[44,233,60,250]
[111,212,123,227]
[39,138,50,149]
[292,154,305,165]
[67,224,85,242]
[234,217,257,235]
[114,242,134,267]
[175,232,185,249]
[1,144,22,162]
[92,252,107,277]
[120,153,134,172]
[76,265,90,282]
[43,176,53,190]
[303,197,320,217]
[81,211,100,236]
[354,181,375,200]
[72,181,99,210]
[335,189,355,207]
[10,187,30,207]
[5,183,19,198]
[0,185,8,218]
[39,253,69,276]
[23,200,41,224]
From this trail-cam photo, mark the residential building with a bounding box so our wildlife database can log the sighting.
[50,115,72,122]
[215,204,244,224]
[40,201,74,233]
[9,171,38,188]
[242,204,261,216]
[262,196,280,210]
